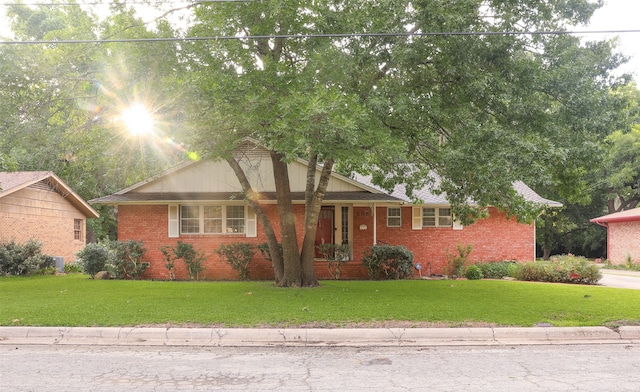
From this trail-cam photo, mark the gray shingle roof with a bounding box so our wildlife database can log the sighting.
[353,173,562,207]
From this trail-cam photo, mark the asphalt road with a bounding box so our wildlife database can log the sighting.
[599,269,640,290]
[2,344,639,391]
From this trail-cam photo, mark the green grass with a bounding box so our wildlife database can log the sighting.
[1,274,640,328]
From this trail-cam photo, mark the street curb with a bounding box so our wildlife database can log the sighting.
[1,326,639,347]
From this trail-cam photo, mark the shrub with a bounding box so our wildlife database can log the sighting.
[0,239,52,276]
[64,263,82,274]
[318,243,351,279]
[215,242,255,280]
[33,265,57,276]
[76,242,110,278]
[445,244,473,279]
[465,264,484,280]
[174,241,206,280]
[107,240,149,280]
[160,245,177,280]
[514,255,601,285]
[476,261,518,279]
[362,244,414,280]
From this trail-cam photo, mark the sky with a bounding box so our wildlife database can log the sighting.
[586,0,640,79]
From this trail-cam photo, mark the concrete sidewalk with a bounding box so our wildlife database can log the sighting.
[1,326,639,347]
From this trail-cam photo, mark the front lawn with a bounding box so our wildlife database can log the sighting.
[1,274,639,328]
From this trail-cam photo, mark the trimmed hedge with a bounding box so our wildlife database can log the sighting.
[515,255,601,285]
[362,244,414,280]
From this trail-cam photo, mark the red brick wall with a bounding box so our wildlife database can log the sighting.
[607,221,640,264]
[117,204,534,280]
[352,206,534,276]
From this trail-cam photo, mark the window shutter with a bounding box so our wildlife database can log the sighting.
[246,205,257,237]
[168,204,179,238]
[412,207,422,230]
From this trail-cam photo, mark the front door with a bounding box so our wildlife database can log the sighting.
[315,206,335,258]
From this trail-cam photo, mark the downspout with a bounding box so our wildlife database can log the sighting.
[372,203,377,245]
[533,221,536,261]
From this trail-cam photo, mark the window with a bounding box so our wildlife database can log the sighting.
[422,208,436,227]
[203,206,222,233]
[226,206,245,233]
[73,219,83,241]
[341,206,349,244]
[180,206,200,234]
[180,205,245,234]
[422,207,452,227]
[438,208,452,227]
[387,207,402,227]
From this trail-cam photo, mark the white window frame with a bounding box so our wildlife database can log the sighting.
[73,219,83,241]
[422,207,452,228]
[178,204,248,235]
[387,207,402,227]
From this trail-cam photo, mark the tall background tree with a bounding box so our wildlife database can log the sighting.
[0,3,188,240]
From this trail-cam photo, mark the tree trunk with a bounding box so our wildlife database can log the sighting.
[271,151,302,287]
[226,156,284,284]
[300,155,334,287]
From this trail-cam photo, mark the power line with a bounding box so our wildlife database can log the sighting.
[0,0,255,5]
[1,29,639,45]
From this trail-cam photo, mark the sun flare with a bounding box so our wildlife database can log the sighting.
[121,103,154,136]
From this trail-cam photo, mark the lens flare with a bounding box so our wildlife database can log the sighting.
[122,103,154,136]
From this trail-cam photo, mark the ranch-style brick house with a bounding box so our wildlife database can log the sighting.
[91,142,561,280]
[0,171,99,264]
[591,208,640,265]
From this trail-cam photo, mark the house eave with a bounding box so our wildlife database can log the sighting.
[1,171,99,219]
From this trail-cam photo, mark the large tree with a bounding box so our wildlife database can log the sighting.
[602,123,640,213]
[180,0,627,286]
[0,1,628,284]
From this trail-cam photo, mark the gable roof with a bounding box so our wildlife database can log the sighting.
[91,137,559,208]
[0,171,99,218]
[591,208,640,225]
[354,173,562,207]
[92,139,404,205]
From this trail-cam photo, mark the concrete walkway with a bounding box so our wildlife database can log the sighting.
[1,325,640,347]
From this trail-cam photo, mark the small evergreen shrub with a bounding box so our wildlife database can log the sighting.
[33,265,57,275]
[160,245,177,280]
[77,242,110,278]
[445,244,473,279]
[64,263,82,274]
[160,241,207,280]
[318,243,351,279]
[465,264,484,280]
[362,244,414,280]
[107,240,149,280]
[216,242,255,280]
[476,261,518,279]
[0,239,53,276]
[515,255,601,285]
[174,241,206,280]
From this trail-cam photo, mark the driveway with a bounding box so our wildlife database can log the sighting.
[598,268,640,290]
